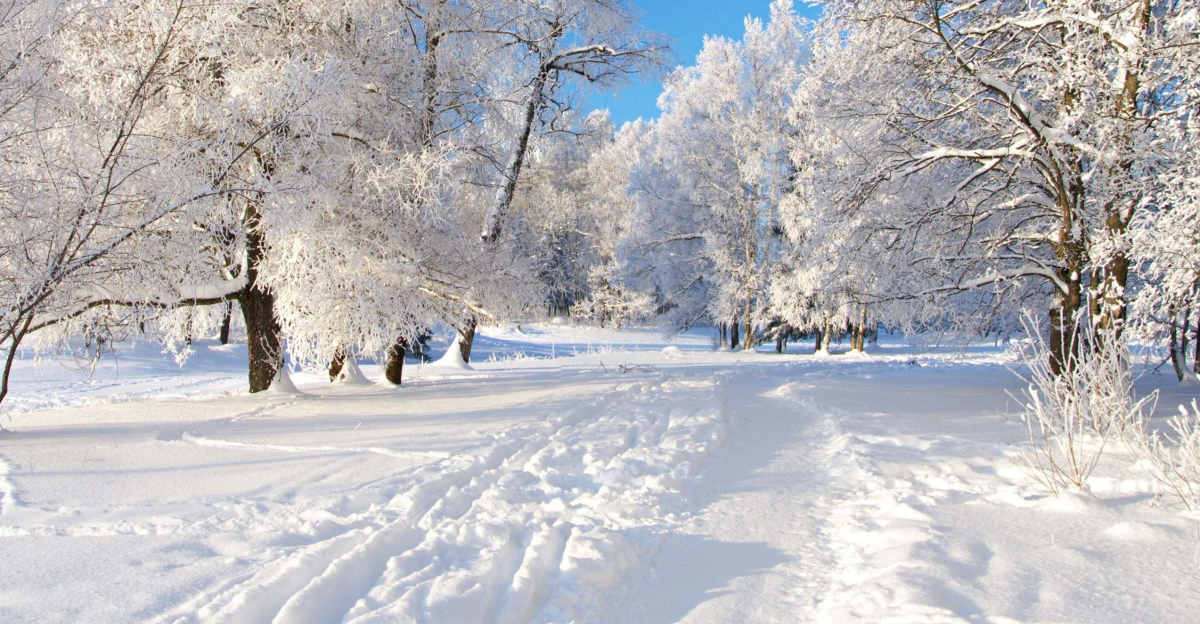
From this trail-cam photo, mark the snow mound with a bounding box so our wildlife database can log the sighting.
[1035,491,1104,514]
[660,346,684,358]
[1103,521,1182,541]
[430,335,474,371]
[334,357,371,385]
[266,367,301,395]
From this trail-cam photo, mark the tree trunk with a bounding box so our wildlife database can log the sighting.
[1170,310,1187,382]
[240,201,282,394]
[385,339,406,385]
[1092,0,1147,346]
[821,319,833,352]
[730,319,740,350]
[458,317,477,364]
[814,329,822,353]
[1093,213,1130,345]
[329,348,346,382]
[1182,306,1192,379]
[1048,270,1084,377]
[1048,169,1087,376]
[0,315,34,409]
[481,67,550,243]
[855,307,868,352]
[219,301,233,345]
[240,285,281,393]
[1194,320,1200,376]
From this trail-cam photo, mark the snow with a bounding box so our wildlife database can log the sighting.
[1,326,1199,623]
[333,358,371,386]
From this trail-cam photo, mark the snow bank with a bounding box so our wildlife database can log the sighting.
[814,414,1200,623]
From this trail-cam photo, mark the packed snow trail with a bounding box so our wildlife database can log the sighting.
[606,380,841,622]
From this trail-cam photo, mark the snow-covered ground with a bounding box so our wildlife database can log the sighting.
[1,325,1198,623]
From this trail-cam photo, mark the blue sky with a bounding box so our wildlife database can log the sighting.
[589,0,822,126]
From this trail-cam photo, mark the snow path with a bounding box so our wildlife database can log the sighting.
[149,372,738,623]
[608,380,841,623]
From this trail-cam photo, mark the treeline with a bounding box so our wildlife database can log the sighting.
[585,0,1199,378]
[3,0,1198,405]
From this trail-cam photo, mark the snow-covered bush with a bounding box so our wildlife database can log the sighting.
[1128,401,1200,510]
[1012,314,1156,494]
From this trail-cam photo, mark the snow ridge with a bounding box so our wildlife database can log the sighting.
[165,373,733,623]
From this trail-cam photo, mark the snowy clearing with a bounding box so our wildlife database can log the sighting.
[1,326,1198,623]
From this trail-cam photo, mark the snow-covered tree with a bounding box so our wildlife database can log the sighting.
[783,0,1200,369]
[612,0,806,345]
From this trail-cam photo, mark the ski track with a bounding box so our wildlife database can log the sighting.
[179,432,453,461]
[156,372,736,624]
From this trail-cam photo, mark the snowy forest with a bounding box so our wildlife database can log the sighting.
[2,0,1200,621]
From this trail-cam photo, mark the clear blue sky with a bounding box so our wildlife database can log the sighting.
[590,0,822,126]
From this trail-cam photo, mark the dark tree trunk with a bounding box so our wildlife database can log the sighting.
[329,349,346,382]
[1048,166,1087,376]
[458,317,477,364]
[730,320,740,350]
[1182,306,1192,378]
[1169,304,1191,382]
[856,308,869,352]
[1194,319,1200,376]
[240,285,281,393]
[743,319,753,351]
[385,339,406,385]
[219,302,233,345]
[1048,276,1083,377]
[0,315,34,409]
[1170,324,1185,382]
[814,329,822,353]
[240,202,281,394]
[481,67,550,243]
